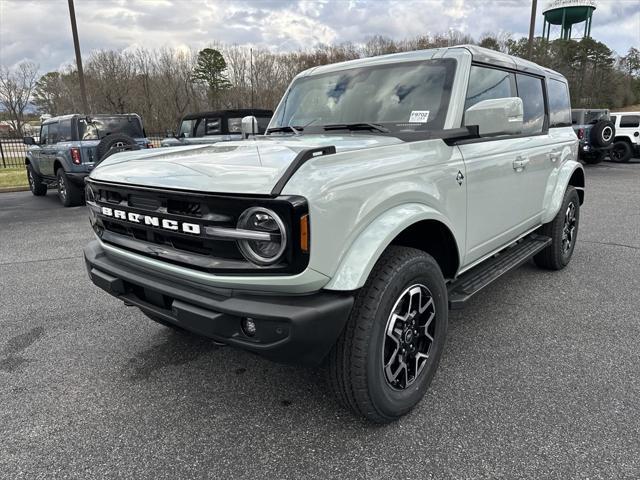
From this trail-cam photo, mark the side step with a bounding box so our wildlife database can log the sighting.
[447,234,551,310]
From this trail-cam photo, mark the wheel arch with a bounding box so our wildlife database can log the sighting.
[53,158,64,173]
[542,162,585,224]
[324,203,462,291]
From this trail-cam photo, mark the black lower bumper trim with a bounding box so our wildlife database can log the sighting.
[84,241,354,366]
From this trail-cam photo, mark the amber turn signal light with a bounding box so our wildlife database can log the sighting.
[300,214,309,252]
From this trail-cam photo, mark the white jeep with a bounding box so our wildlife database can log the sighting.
[83,45,584,423]
[610,112,640,163]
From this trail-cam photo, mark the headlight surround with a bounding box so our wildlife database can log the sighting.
[236,207,287,265]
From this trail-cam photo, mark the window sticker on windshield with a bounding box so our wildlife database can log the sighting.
[409,111,430,123]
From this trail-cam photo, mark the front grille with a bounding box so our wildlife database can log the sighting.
[87,180,309,275]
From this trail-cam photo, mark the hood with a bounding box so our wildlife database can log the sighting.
[90,134,403,195]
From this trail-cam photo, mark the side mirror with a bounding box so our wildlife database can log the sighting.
[23,136,35,145]
[464,97,523,137]
[165,129,174,138]
[241,116,258,139]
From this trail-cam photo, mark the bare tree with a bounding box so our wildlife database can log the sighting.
[0,61,39,136]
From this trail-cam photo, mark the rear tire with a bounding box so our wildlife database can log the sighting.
[581,151,605,164]
[534,186,580,270]
[26,164,47,196]
[327,246,448,423]
[610,141,633,163]
[56,168,84,207]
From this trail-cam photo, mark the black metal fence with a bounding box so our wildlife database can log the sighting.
[0,134,166,169]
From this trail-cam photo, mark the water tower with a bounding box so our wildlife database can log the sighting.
[542,0,596,41]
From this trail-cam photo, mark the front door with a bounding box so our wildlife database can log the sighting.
[458,65,554,266]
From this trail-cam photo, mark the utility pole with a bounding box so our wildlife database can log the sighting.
[250,48,254,109]
[527,0,538,59]
[68,0,89,113]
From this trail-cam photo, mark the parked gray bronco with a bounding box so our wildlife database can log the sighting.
[571,108,615,164]
[24,114,152,206]
[84,46,584,422]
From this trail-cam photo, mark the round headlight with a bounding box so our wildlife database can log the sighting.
[237,207,287,265]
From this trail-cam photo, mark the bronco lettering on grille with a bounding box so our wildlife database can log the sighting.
[100,206,201,235]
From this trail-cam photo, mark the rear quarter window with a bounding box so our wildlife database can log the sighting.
[620,115,640,128]
[547,79,571,128]
[58,119,73,142]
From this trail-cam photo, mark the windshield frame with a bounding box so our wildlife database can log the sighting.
[268,58,457,136]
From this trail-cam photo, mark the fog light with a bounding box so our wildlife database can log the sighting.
[241,318,257,337]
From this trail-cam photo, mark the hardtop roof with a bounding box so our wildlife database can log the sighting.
[181,109,273,121]
[42,113,142,125]
[300,45,566,83]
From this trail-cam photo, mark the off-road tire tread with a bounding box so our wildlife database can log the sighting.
[327,246,437,423]
[27,165,47,196]
[56,168,84,207]
[534,186,579,270]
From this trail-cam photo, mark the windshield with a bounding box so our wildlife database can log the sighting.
[79,116,144,140]
[270,58,456,134]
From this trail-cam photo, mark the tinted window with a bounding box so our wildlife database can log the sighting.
[228,117,242,133]
[47,122,59,144]
[39,124,49,145]
[464,65,516,111]
[79,116,144,139]
[516,74,545,134]
[257,116,271,132]
[179,119,195,137]
[204,118,221,135]
[547,79,571,128]
[58,119,73,142]
[620,115,640,128]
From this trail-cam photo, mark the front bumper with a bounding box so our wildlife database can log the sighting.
[84,240,354,366]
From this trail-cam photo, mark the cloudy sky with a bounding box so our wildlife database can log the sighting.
[1,0,638,73]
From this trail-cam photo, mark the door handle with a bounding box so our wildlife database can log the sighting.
[513,157,529,170]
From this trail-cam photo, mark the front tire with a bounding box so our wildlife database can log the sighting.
[327,246,448,423]
[56,168,84,207]
[534,186,580,270]
[27,164,47,196]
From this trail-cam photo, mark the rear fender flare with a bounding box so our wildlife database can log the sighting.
[542,161,584,224]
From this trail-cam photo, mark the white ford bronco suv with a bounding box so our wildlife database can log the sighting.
[84,46,584,423]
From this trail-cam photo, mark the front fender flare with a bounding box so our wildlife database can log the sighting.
[324,203,460,291]
[541,161,584,224]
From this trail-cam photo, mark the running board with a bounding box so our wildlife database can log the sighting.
[448,234,551,310]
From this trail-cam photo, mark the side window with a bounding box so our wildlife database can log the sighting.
[516,74,545,135]
[547,79,571,128]
[194,119,205,137]
[464,65,516,111]
[205,118,221,135]
[58,119,73,142]
[257,116,271,133]
[39,124,49,145]
[620,115,640,128]
[47,123,58,144]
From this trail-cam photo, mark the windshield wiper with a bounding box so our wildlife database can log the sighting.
[323,122,389,133]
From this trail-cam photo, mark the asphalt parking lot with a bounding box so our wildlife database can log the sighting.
[1,160,639,479]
